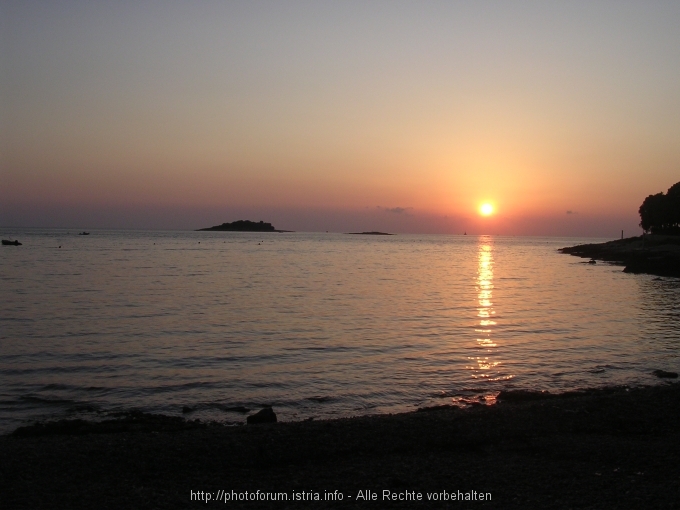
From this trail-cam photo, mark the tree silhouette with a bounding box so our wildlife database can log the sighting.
[639,181,680,234]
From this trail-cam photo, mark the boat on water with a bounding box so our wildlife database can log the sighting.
[2,239,22,246]
[79,232,90,235]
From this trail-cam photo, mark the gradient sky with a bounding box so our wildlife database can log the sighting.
[2,1,679,235]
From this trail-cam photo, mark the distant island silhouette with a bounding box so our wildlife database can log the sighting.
[197,220,292,232]
[345,231,394,235]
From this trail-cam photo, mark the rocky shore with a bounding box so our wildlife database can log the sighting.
[2,383,680,509]
[559,235,680,277]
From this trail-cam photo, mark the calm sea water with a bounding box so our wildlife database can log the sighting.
[1,229,679,433]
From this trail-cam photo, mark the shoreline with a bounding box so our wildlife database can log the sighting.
[3,382,680,508]
[7,380,678,437]
[559,234,680,277]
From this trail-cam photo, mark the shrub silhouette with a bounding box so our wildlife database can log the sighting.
[639,181,680,234]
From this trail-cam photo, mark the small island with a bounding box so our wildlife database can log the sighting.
[197,220,292,233]
[345,231,394,235]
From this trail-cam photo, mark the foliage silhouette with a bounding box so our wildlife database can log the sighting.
[639,181,680,234]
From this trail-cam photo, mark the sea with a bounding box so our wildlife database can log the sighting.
[1,229,679,434]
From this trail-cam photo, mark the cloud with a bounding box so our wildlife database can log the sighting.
[378,206,413,214]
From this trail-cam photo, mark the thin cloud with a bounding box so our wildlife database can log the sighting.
[378,206,413,215]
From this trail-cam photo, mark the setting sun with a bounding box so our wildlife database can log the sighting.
[479,203,494,216]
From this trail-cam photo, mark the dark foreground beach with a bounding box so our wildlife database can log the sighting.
[2,383,680,509]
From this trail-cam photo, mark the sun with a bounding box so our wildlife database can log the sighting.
[479,203,494,216]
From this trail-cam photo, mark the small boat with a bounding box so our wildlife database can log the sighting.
[78,232,90,235]
[2,239,21,246]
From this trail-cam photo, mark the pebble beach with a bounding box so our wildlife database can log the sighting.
[3,382,679,509]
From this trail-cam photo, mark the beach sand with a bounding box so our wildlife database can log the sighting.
[2,383,679,508]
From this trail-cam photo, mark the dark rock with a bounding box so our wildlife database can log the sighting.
[560,235,680,278]
[12,412,204,436]
[652,370,678,379]
[588,259,597,264]
[182,406,193,414]
[247,407,277,424]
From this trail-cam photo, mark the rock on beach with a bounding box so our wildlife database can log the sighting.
[653,369,678,379]
[246,407,277,424]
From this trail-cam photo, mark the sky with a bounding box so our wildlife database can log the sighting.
[2,1,679,235]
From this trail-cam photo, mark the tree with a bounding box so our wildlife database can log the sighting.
[639,181,680,234]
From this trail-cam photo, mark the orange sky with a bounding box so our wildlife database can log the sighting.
[2,2,679,235]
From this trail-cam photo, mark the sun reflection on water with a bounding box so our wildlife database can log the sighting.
[475,241,497,353]
[455,237,512,407]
